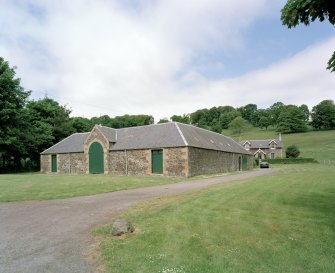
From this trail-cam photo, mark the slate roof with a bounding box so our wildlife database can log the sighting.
[110,123,186,150]
[239,139,283,149]
[41,123,251,155]
[177,123,249,154]
[97,125,117,142]
[41,133,90,154]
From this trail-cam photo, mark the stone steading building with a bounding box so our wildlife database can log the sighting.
[41,122,253,177]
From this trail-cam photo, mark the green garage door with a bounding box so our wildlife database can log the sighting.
[89,142,104,174]
[152,150,163,174]
[51,154,57,173]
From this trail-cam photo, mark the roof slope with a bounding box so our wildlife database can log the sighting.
[240,139,283,148]
[177,123,250,154]
[96,125,117,142]
[41,133,90,154]
[41,123,251,155]
[111,122,185,150]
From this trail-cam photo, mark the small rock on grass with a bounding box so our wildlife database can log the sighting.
[111,219,135,236]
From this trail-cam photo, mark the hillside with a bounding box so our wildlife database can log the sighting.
[222,127,335,162]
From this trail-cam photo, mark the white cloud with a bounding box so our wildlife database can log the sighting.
[0,0,333,121]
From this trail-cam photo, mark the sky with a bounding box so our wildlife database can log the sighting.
[1,0,334,122]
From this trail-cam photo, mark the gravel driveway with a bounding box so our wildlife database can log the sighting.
[0,169,273,273]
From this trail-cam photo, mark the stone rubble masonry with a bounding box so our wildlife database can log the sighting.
[126,149,151,175]
[84,126,110,174]
[188,147,241,177]
[40,154,51,173]
[109,151,126,175]
[40,131,253,177]
[40,153,86,174]
[164,147,188,177]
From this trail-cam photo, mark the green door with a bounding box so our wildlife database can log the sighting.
[51,154,57,173]
[152,150,163,174]
[242,155,249,170]
[89,142,104,174]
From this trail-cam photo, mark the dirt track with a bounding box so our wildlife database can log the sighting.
[0,169,274,273]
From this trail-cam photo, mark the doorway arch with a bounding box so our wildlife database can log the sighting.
[89,142,104,174]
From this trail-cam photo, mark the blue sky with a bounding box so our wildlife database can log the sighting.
[0,0,334,121]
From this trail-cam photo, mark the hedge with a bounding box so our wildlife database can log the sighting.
[266,158,318,164]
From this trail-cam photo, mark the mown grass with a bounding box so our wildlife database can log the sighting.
[95,164,335,273]
[223,127,335,161]
[0,174,183,202]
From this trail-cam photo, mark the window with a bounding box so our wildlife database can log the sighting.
[271,153,275,159]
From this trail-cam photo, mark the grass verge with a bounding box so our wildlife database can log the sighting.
[95,164,335,273]
[0,173,183,202]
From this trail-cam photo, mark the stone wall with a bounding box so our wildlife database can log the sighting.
[58,154,70,173]
[40,153,85,174]
[109,148,188,176]
[41,146,251,177]
[188,147,242,177]
[109,151,126,175]
[70,153,86,173]
[127,149,150,175]
[40,154,51,173]
[164,147,188,177]
[84,126,109,174]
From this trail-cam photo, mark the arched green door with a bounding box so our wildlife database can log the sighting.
[89,142,104,174]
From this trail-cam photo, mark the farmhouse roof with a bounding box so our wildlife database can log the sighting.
[239,139,283,149]
[41,122,250,155]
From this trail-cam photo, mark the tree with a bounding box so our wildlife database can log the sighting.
[237,104,257,124]
[157,118,169,124]
[269,102,285,126]
[276,105,307,133]
[299,104,310,122]
[219,109,241,129]
[311,100,335,129]
[258,116,271,130]
[281,0,335,72]
[190,109,210,129]
[228,117,251,136]
[170,114,190,124]
[0,57,31,170]
[286,145,300,158]
[70,117,92,133]
[26,97,73,144]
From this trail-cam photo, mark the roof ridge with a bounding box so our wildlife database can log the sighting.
[177,122,236,142]
[174,122,188,146]
[95,124,117,130]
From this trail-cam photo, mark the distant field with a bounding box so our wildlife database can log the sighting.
[0,174,183,202]
[95,164,335,273]
[222,128,335,161]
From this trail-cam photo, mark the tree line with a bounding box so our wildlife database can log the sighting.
[1,57,334,172]
[159,100,335,134]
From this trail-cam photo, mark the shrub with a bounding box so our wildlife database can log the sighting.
[286,145,300,158]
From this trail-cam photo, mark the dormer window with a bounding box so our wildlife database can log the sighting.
[269,141,277,149]
[244,143,250,150]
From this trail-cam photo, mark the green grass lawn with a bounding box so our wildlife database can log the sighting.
[0,174,183,202]
[223,127,335,161]
[95,164,335,273]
